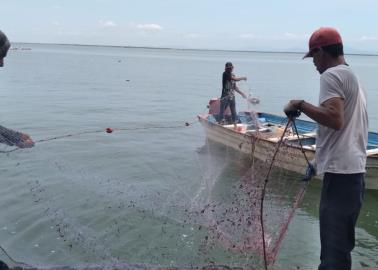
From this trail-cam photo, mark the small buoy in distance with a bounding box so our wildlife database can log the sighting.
[106,128,113,133]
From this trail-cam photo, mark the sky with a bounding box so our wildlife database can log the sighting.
[1,0,378,54]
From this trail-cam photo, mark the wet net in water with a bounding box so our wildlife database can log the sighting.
[0,118,308,270]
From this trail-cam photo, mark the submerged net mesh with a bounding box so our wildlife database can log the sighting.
[0,116,308,270]
[193,130,308,266]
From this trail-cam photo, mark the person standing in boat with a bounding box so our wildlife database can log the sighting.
[284,27,368,270]
[218,62,248,128]
[0,30,34,148]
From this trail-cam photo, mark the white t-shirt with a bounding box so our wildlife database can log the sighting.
[315,64,368,174]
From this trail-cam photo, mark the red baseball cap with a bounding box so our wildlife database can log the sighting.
[303,27,343,58]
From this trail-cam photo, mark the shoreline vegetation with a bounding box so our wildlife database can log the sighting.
[11,42,378,57]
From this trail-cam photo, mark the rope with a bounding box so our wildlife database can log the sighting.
[259,119,292,270]
[0,120,198,154]
[269,120,313,259]
[258,117,313,269]
[292,120,312,166]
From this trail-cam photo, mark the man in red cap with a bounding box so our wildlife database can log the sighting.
[0,30,34,148]
[284,27,368,270]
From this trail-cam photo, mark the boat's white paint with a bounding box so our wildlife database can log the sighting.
[198,115,378,190]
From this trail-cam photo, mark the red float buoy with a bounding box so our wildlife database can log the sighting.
[106,128,113,133]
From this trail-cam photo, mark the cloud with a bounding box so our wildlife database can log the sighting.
[360,35,378,41]
[283,32,307,39]
[98,20,117,28]
[184,33,202,39]
[136,24,163,32]
[240,33,256,39]
[239,32,307,40]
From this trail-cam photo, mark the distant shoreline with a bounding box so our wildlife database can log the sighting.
[11,41,378,57]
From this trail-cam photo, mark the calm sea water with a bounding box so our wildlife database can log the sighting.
[1,44,378,269]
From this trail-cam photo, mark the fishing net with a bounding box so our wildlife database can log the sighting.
[191,117,309,266]
[0,113,309,270]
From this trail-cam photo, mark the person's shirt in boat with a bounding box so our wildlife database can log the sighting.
[221,71,237,99]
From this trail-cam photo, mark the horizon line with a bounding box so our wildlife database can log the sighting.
[11,41,378,57]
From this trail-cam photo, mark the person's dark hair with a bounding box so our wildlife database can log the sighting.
[0,30,11,58]
[225,61,233,68]
[321,43,344,58]
[224,61,233,72]
[0,260,9,270]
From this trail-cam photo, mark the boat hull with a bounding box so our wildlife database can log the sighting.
[198,115,378,190]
